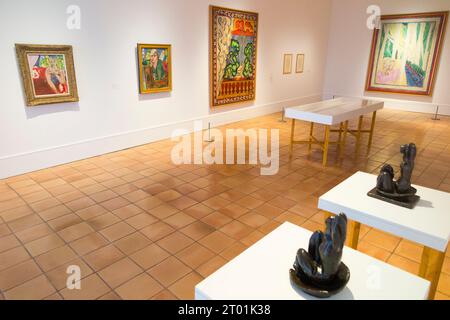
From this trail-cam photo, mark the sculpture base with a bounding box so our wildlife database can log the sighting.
[367,187,420,209]
[289,263,350,298]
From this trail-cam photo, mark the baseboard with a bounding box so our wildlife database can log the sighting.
[0,94,321,179]
[322,93,450,116]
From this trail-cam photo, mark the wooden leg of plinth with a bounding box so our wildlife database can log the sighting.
[356,115,363,146]
[340,121,348,159]
[308,122,314,152]
[367,111,377,149]
[338,122,343,151]
[322,125,330,166]
[346,221,361,249]
[289,119,296,158]
[419,246,445,300]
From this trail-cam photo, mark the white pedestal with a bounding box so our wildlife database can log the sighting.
[195,222,430,300]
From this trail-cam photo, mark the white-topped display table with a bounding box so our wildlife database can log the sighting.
[318,171,450,299]
[285,98,384,165]
[195,222,430,300]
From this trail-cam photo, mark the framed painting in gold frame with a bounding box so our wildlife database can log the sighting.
[366,11,448,96]
[137,44,172,94]
[210,6,259,108]
[16,44,79,106]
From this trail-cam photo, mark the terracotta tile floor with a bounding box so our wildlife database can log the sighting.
[0,109,450,300]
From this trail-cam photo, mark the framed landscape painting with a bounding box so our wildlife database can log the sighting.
[16,44,79,106]
[366,11,448,96]
[137,44,172,94]
[210,6,258,107]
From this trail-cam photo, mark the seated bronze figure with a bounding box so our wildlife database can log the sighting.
[290,213,350,298]
[368,143,420,209]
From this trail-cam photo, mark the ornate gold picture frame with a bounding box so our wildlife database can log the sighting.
[137,43,172,94]
[16,44,79,106]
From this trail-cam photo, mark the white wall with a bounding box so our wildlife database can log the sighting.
[0,0,332,179]
[323,0,450,115]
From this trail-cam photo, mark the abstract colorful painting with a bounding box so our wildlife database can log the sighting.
[137,44,172,94]
[366,12,448,96]
[210,6,258,107]
[16,44,78,106]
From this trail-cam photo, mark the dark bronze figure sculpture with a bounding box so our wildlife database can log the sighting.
[290,213,350,298]
[368,143,420,209]
[396,143,417,193]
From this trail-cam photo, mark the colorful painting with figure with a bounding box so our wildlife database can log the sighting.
[16,44,79,106]
[28,54,69,97]
[366,12,448,96]
[137,44,172,94]
[210,6,258,107]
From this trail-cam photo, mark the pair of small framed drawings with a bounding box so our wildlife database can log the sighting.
[283,53,304,74]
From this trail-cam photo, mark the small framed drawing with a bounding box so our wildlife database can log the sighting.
[296,54,305,73]
[137,44,172,94]
[283,54,293,74]
[15,44,79,106]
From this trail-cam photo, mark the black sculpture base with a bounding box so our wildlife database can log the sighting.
[367,187,420,209]
[289,263,350,298]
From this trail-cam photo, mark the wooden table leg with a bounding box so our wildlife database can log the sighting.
[419,246,445,300]
[338,122,343,151]
[347,221,361,249]
[340,121,348,159]
[289,119,296,158]
[322,125,330,166]
[367,111,377,149]
[356,115,363,146]
[308,122,314,152]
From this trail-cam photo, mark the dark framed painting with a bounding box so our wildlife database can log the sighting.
[137,44,172,94]
[210,6,258,107]
[16,44,79,106]
[366,11,448,96]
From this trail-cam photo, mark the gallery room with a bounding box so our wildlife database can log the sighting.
[0,0,449,303]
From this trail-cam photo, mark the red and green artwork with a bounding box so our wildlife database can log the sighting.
[210,6,258,107]
[16,44,79,106]
[27,54,69,97]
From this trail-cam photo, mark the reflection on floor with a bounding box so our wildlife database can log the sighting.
[0,109,449,300]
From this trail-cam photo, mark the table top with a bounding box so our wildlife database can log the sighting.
[319,171,450,252]
[285,97,384,125]
[195,222,430,300]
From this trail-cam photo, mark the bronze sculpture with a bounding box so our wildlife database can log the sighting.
[368,143,420,209]
[290,213,350,298]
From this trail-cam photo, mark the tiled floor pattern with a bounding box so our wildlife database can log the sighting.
[0,109,449,300]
